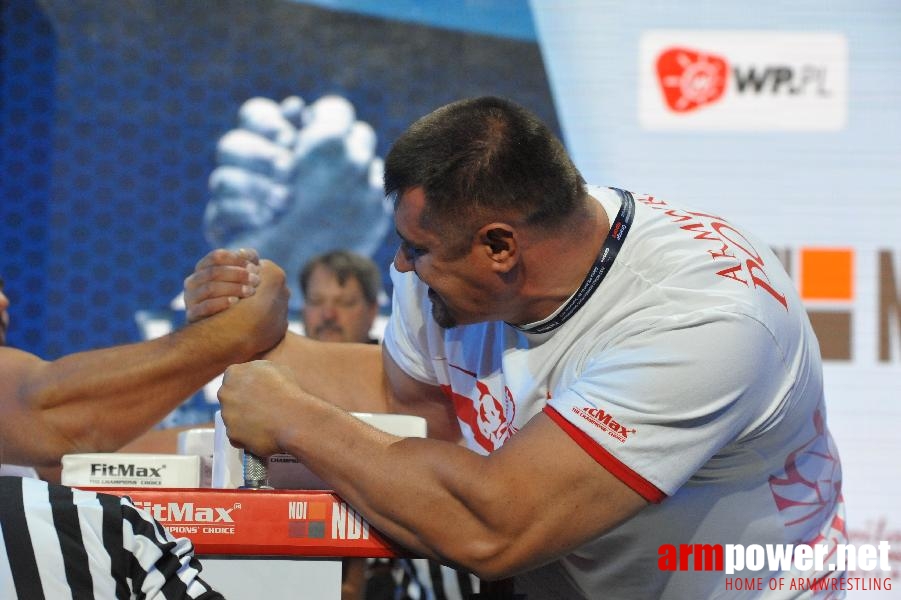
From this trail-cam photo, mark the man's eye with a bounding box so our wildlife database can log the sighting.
[402,241,428,260]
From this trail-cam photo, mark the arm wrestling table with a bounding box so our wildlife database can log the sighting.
[92,487,404,599]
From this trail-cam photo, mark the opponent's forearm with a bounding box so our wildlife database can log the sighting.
[20,317,261,464]
[263,334,460,442]
[264,332,392,413]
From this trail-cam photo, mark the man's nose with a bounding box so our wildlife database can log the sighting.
[393,247,414,273]
[322,305,338,318]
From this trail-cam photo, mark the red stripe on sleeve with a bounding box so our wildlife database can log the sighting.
[544,405,667,504]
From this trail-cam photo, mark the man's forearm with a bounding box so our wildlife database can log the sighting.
[273,400,519,577]
[263,332,391,413]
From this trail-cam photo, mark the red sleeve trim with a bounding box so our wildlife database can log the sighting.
[543,405,667,504]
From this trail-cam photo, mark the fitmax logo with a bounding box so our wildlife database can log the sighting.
[133,500,240,523]
[572,406,636,443]
[90,463,165,477]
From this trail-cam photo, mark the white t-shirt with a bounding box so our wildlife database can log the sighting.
[384,186,846,599]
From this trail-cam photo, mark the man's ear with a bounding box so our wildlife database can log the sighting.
[479,223,517,272]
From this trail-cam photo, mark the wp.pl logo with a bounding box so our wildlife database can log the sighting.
[639,31,847,130]
[656,47,729,113]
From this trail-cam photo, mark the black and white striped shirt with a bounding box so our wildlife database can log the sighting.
[0,476,223,599]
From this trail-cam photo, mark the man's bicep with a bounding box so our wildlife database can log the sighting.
[383,347,461,443]
[510,413,649,546]
[463,412,648,576]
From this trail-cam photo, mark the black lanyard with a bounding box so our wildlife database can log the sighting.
[513,188,635,334]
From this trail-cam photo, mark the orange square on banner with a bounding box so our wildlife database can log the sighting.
[800,248,854,300]
[307,502,327,519]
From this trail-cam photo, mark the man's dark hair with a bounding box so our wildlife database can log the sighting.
[384,96,586,254]
[299,250,383,306]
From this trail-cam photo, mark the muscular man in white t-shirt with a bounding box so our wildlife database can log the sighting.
[191,97,845,598]
[383,185,845,597]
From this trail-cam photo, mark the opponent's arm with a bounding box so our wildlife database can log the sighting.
[262,335,462,442]
[263,332,389,414]
[187,248,462,441]
[0,260,287,467]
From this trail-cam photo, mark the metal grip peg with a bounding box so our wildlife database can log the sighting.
[240,451,272,489]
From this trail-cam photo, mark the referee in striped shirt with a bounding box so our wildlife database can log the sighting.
[0,476,223,599]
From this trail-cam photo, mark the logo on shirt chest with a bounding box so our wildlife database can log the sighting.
[442,363,519,452]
